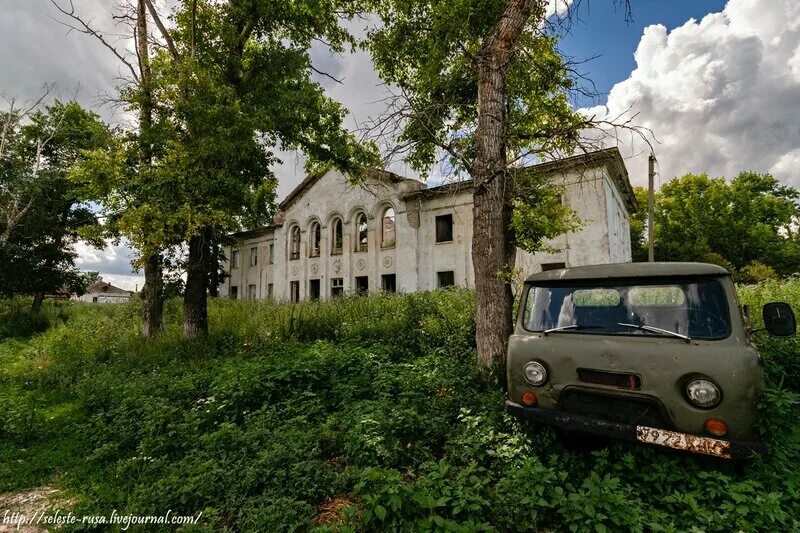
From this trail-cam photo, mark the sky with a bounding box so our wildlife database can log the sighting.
[3,0,800,290]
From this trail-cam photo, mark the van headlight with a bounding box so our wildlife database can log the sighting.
[685,379,721,408]
[523,362,547,386]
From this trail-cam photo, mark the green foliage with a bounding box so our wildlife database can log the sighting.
[0,100,111,297]
[738,261,779,284]
[630,173,800,278]
[739,278,800,389]
[510,170,583,254]
[366,1,583,176]
[365,0,585,260]
[0,285,799,531]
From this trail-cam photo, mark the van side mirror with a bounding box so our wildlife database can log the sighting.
[762,302,796,337]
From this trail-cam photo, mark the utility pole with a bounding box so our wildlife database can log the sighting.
[648,154,656,262]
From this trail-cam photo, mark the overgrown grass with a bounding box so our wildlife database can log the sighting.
[0,286,798,531]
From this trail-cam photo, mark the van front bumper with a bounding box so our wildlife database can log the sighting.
[506,400,764,460]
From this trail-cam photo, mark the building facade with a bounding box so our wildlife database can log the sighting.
[221,148,637,301]
[77,281,132,304]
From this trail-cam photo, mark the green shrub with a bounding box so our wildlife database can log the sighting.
[0,287,798,531]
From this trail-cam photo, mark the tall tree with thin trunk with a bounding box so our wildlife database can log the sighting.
[135,0,164,337]
[52,0,166,337]
[134,0,377,337]
[365,0,613,368]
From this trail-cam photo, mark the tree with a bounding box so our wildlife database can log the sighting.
[53,0,167,337]
[131,0,377,337]
[628,186,649,262]
[0,100,111,308]
[630,172,800,277]
[365,0,610,367]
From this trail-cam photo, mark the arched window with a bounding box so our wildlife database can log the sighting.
[356,212,368,252]
[331,217,343,254]
[381,207,396,248]
[289,226,301,260]
[309,221,321,257]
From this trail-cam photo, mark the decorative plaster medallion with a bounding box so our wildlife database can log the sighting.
[310,263,319,275]
[291,265,298,276]
[383,256,393,269]
[356,259,366,271]
[333,258,342,273]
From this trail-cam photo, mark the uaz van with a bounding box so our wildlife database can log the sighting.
[506,262,796,459]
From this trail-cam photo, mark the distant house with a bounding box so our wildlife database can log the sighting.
[78,281,131,304]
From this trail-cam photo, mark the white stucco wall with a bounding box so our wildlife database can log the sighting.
[78,293,130,303]
[221,157,635,301]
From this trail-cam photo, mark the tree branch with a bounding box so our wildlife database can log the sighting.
[50,0,140,83]
[144,0,179,60]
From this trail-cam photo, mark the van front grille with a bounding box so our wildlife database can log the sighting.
[560,389,671,429]
[577,369,641,390]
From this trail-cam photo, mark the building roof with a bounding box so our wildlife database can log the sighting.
[402,147,638,212]
[229,226,274,240]
[525,262,730,283]
[279,166,422,213]
[87,281,131,295]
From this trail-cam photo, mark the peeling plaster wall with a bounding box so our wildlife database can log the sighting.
[220,163,633,301]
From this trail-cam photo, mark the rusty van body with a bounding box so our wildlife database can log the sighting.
[506,262,796,459]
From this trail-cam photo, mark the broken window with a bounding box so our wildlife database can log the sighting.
[356,212,369,252]
[332,218,343,254]
[437,271,455,288]
[381,207,396,248]
[310,222,321,257]
[290,227,301,260]
[331,277,344,297]
[435,214,453,243]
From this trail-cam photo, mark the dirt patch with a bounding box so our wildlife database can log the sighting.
[313,494,358,527]
[0,487,73,533]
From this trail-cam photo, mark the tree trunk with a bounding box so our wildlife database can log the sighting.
[31,291,45,313]
[136,0,164,338]
[183,227,211,337]
[141,253,164,337]
[209,241,220,298]
[472,0,542,367]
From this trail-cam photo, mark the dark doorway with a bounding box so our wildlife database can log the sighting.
[382,274,396,293]
[290,281,300,302]
[309,279,321,300]
[230,286,238,300]
[355,276,369,293]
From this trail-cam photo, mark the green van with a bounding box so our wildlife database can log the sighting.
[506,262,796,459]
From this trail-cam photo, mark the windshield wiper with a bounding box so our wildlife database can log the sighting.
[543,324,610,335]
[617,322,691,343]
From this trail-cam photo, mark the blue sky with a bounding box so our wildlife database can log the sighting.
[559,0,727,107]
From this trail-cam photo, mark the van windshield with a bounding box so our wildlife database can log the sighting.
[522,279,731,340]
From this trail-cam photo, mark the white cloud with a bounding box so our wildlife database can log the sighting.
[582,0,800,189]
[74,240,143,290]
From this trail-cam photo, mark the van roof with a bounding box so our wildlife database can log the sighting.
[526,262,730,283]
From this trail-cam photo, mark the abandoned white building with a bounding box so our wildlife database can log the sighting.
[220,147,637,301]
[77,281,132,304]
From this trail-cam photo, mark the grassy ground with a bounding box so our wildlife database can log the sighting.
[0,284,799,531]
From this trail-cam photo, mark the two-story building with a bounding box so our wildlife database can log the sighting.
[221,147,637,301]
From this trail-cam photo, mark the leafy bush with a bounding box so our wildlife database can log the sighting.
[738,261,779,284]
[0,286,798,531]
[0,297,68,339]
